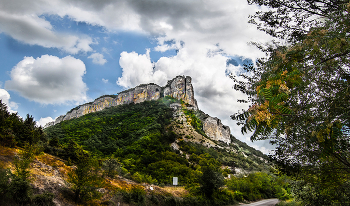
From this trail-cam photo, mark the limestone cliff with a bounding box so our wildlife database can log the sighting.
[45,75,231,144]
[45,76,198,127]
[203,117,231,144]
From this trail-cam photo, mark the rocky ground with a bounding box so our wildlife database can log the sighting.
[0,145,187,206]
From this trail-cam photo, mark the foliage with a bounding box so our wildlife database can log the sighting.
[67,148,103,203]
[198,155,225,198]
[119,185,147,205]
[291,177,350,205]
[182,107,207,137]
[0,168,12,204]
[226,172,291,201]
[102,157,121,178]
[0,144,54,205]
[31,192,55,206]
[178,139,270,172]
[232,0,350,205]
[0,100,46,147]
[247,0,348,42]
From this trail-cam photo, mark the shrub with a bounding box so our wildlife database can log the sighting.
[211,189,237,206]
[120,186,146,205]
[233,191,244,202]
[130,185,146,204]
[31,192,55,206]
[9,177,32,204]
[102,158,120,178]
[0,168,11,196]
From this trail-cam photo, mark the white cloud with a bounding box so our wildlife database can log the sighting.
[0,88,18,113]
[117,47,276,153]
[117,49,167,88]
[88,53,107,65]
[5,55,88,104]
[0,11,93,54]
[38,116,54,127]
[0,0,271,58]
[0,0,275,153]
[102,78,108,83]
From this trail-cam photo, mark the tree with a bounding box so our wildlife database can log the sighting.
[232,0,350,204]
[198,155,224,199]
[247,0,348,42]
[102,157,120,178]
[0,100,46,147]
[67,148,103,203]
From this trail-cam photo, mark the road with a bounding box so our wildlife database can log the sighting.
[239,198,279,206]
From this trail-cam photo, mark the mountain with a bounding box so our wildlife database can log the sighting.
[44,75,270,179]
[0,76,285,206]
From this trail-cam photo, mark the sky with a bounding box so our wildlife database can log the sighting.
[0,0,275,154]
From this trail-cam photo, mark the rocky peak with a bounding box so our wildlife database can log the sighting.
[44,75,231,145]
[45,76,198,127]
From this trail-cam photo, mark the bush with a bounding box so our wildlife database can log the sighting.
[9,177,32,204]
[31,192,55,206]
[0,168,11,196]
[164,196,179,206]
[131,172,158,184]
[102,158,120,178]
[130,185,146,204]
[233,191,244,202]
[211,189,237,206]
[120,189,132,203]
[120,185,146,205]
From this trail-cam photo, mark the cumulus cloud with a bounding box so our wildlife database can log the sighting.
[102,78,108,83]
[88,53,107,65]
[0,0,271,58]
[5,55,88,104]
[38,116,54,127]
[0,12,93,54]
[117,49,167,88]
[117,47,275,153]
[0,88,18,113]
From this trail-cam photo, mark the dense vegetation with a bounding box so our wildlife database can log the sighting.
[0,100,55,205]
[44,98,273,185]
[0,97,292,205]
[232,0,350,205]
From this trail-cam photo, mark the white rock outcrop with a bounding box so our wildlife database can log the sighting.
[45,76,197,128]
[203,117,231,144]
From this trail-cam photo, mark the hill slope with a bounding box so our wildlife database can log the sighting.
[44,96,271,186]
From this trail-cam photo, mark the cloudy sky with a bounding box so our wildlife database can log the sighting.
[0,0,275,153]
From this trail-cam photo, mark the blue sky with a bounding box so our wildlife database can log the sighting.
[0,0,274,153]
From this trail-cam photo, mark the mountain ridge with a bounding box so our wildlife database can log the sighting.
[45,75,232,144]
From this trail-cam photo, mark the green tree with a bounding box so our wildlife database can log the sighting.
[232,0,350,204]
[67,148,103,203]
[198,155,224,199]
[102,157,120,178]
[8,144,36,204]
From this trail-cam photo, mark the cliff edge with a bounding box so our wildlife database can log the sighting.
[45,75,232,144]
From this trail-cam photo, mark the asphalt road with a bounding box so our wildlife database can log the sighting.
[239,198,279,206]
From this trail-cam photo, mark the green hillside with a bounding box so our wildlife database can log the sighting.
[0,98,293,205]
[44,97,271,185]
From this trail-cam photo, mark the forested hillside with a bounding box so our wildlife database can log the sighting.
[44,97,270,185]
[0,98,292,205]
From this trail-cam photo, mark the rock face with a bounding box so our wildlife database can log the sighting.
[44,75,231,145]
[164,76,197,109]
[203,117,231,144]
[45,76,198,127]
